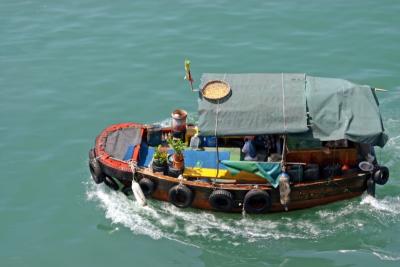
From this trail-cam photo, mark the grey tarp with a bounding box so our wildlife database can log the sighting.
[306,76,388,147]
[198,73,309,136]
[105,127,143,160]
[198,73,387,147]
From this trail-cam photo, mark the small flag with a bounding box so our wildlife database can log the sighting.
[184,59,193,82]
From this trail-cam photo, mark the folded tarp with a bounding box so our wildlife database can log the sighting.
[105,127,143,160]
[305,76,388,147]
[221,160,282,188]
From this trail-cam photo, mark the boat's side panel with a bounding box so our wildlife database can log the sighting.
[135,170,368,213]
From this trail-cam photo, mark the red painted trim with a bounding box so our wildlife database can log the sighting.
[132,128,144,162]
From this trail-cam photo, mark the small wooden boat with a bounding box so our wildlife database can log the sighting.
[88,73,390,213]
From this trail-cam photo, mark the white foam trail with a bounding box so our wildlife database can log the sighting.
[372,251,400,261]
[86,178,400,246]
[360,195,400,214]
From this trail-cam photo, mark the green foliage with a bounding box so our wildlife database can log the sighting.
[167,138,185,155]
[153,145,168,164]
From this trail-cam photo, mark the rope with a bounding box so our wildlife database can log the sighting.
[214,99,220,181]
[281,135,287,172]
[281,73,287,132]
[213,74,227,181]
[128,160,137,180]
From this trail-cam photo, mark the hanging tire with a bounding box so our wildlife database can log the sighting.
[139,178,155,197]
[367,178,375,197]
[122,186,133,196]
[209,190,234,212]
[243,189,272,214]
[373,166,389,185]
[168,184,193,208]
[104,176,119,191]
[89,148,105,184]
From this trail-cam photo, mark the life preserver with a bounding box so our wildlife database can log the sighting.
[209,190,234,212]
[139,178,155,197]
[168,184,193,208]
[89,148,105,184]
[104,176,119,191]
[243,189,272,214]
[373,166,389,185]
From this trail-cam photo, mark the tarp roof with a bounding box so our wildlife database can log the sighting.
[198,73,388,147]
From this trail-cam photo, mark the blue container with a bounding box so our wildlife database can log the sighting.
[147,124,162,147]
[201,136,217,147]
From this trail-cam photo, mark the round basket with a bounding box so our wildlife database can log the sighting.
[201,80,231,102]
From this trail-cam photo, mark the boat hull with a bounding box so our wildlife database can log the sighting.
[99,160,368,213]
[92,122,369,213]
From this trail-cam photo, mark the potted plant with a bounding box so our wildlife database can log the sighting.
[167,138,185,170]
[152,145,168,173]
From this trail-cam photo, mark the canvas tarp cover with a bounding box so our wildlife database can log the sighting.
[198,73,308,136]
[105,127,143,160]
[198,73,387,147]
[306,76,387,147]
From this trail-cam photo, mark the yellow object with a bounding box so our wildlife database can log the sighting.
[184,59,192,81]
[184,167,267,183]
[185,125,198,144]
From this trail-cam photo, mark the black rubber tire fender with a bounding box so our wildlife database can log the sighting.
[104,176,119,191]
[122,186,133,196]
[152,163,166,174]
[139,178,155,197]
[89,148,105,184]
[366,178,375,197]
[168,167,183,178]
[243,189,272,214]
[209,190,234,212]
[373,166,389,185]
[168,184,194,208]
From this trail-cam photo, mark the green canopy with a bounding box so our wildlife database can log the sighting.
[198,73,309,136]
[198,73,387,147]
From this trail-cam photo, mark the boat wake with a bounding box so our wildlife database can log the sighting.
[86,180,400,248]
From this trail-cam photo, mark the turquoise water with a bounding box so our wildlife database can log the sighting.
[1,0,400,266]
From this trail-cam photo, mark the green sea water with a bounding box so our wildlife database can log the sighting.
[1,0,400,266]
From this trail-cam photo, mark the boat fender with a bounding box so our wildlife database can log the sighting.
[366,178,375,197]
[373,166,389,185]
[243,189,272,214]
[122,186,133,196]
[152,163,167,174]
[88,148,105,184]
[138,178,155,197]
[168,166,183,178]
[132,180,147,206]
[209,190,234,212]
[168,184,193,208]
[279,172,291,211]
[104,176,119,191]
